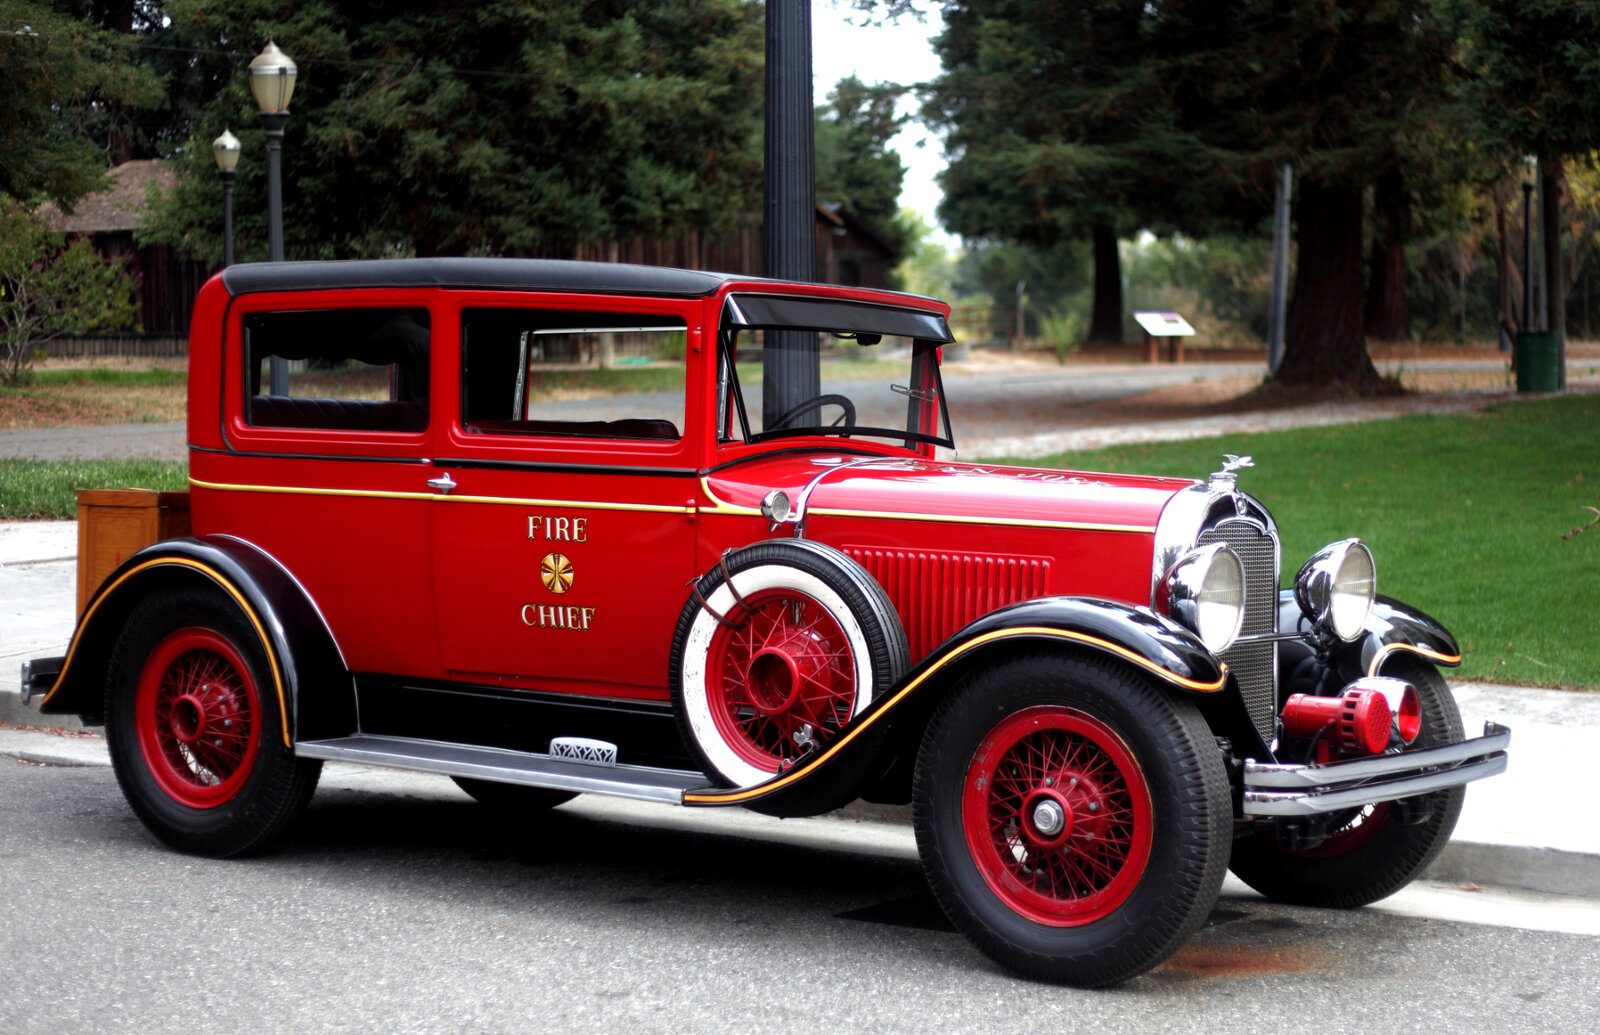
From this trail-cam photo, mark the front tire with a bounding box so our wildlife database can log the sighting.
[1228,658,1465,907]
[105,585,321,857]
[913,651,1230,986]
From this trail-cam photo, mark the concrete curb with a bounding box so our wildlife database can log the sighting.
[0,692,90,732]
[1427,842,1600,900]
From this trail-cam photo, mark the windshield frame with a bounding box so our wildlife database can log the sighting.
[715,324,956,450]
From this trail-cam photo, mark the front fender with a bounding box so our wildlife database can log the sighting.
[38,535,353,745]
[683,596,1226,813]
[1277,590,1461,688]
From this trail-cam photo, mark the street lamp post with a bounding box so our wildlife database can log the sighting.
[212,129,240,267]
[249,40,296,395]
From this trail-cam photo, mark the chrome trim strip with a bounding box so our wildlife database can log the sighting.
[294,734,710,804]
[1240,722,1510,817]
[792,456,915,534]
[697,474,1155,533]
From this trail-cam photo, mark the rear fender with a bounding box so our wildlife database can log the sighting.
[37,536,353,744]
[683,596,1226,813]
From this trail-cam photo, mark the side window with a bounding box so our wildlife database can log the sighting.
[244,307,430,433]
[459,308,684,441]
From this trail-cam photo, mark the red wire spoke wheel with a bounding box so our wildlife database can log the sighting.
[134,628,263,808]
[961,706,1152,926]
[105,584,322,857]
[706,588,856,771]
[914,652,1230,986]
[672,539,908,796]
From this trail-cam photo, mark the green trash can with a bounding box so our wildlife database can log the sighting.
[1516,331,1561,393]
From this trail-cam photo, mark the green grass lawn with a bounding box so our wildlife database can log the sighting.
[0,459,188,520]
[984,394,1600,690]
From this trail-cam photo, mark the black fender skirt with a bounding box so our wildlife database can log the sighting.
[1276,590,1461,689]
[37,535,352,745]
[683,596,1225,811]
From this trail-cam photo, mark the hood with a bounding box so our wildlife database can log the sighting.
[704,452,1193,533]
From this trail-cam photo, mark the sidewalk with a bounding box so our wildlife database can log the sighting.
[2,518,1596,899]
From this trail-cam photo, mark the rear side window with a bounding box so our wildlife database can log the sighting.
[459,308,684,441]
[244,307,430,433]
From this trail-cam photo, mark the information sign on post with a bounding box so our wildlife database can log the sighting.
[1132,311,1195,363]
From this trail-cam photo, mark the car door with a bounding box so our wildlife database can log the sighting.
[190,289,443,677]
[426,292,704,699]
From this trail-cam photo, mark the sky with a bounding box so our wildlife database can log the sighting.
[810,2,953,243]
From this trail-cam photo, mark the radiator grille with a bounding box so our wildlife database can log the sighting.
[1198,518,1279,741]
[845,548,1051,662]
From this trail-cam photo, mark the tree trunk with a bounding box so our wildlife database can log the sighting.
[1086,222,1123,344]
[1363,167,1409,342]
[1541,155,1566,387]
[1277,180,1384,390]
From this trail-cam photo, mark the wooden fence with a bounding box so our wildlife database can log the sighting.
[41,336,188,359]
[949,304,1015,346]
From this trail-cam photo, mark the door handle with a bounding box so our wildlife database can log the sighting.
[426,472,456,494]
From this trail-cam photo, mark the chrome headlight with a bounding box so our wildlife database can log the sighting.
[1158,543,1246,653]
[1294,539,1375,641]
[759,489,792,525]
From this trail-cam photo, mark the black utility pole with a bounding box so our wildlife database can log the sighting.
[221,171,235,267]
[762,0,820,426]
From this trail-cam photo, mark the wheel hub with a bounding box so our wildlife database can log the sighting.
[170,693,207,744]
[1028,796,1070,840]
[745,648,804,715]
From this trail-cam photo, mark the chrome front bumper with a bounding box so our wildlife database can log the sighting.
[1241,722,1510,818]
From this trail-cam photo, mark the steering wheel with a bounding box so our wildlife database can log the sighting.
[768,393,857,431]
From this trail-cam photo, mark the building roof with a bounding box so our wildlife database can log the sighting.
[43,159,176,234]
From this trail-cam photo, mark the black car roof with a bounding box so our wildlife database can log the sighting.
[220,257,746,299]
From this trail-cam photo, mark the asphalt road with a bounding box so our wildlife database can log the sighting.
[4,758,1598,1034]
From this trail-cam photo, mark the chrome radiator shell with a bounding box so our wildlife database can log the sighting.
[1154,483,1282,743]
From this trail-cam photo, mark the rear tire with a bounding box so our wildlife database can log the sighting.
[1228,658,1465,907]
[914,651,1230,986]
[104,585,321,857]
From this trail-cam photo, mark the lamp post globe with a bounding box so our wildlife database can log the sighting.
[251,41,295,394]
[212,129,240,268]
[248,40,297,115]
[212,129,241,173]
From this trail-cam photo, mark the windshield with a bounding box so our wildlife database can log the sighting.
[716,305,955,450]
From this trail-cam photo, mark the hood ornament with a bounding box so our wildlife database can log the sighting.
[1208,454,1254,490]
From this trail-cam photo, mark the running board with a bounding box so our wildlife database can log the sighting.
[295,734,712,805]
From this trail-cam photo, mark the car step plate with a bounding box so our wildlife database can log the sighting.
[296,734,710,804]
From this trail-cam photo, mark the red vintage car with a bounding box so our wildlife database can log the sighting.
[22,259,1509,985]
